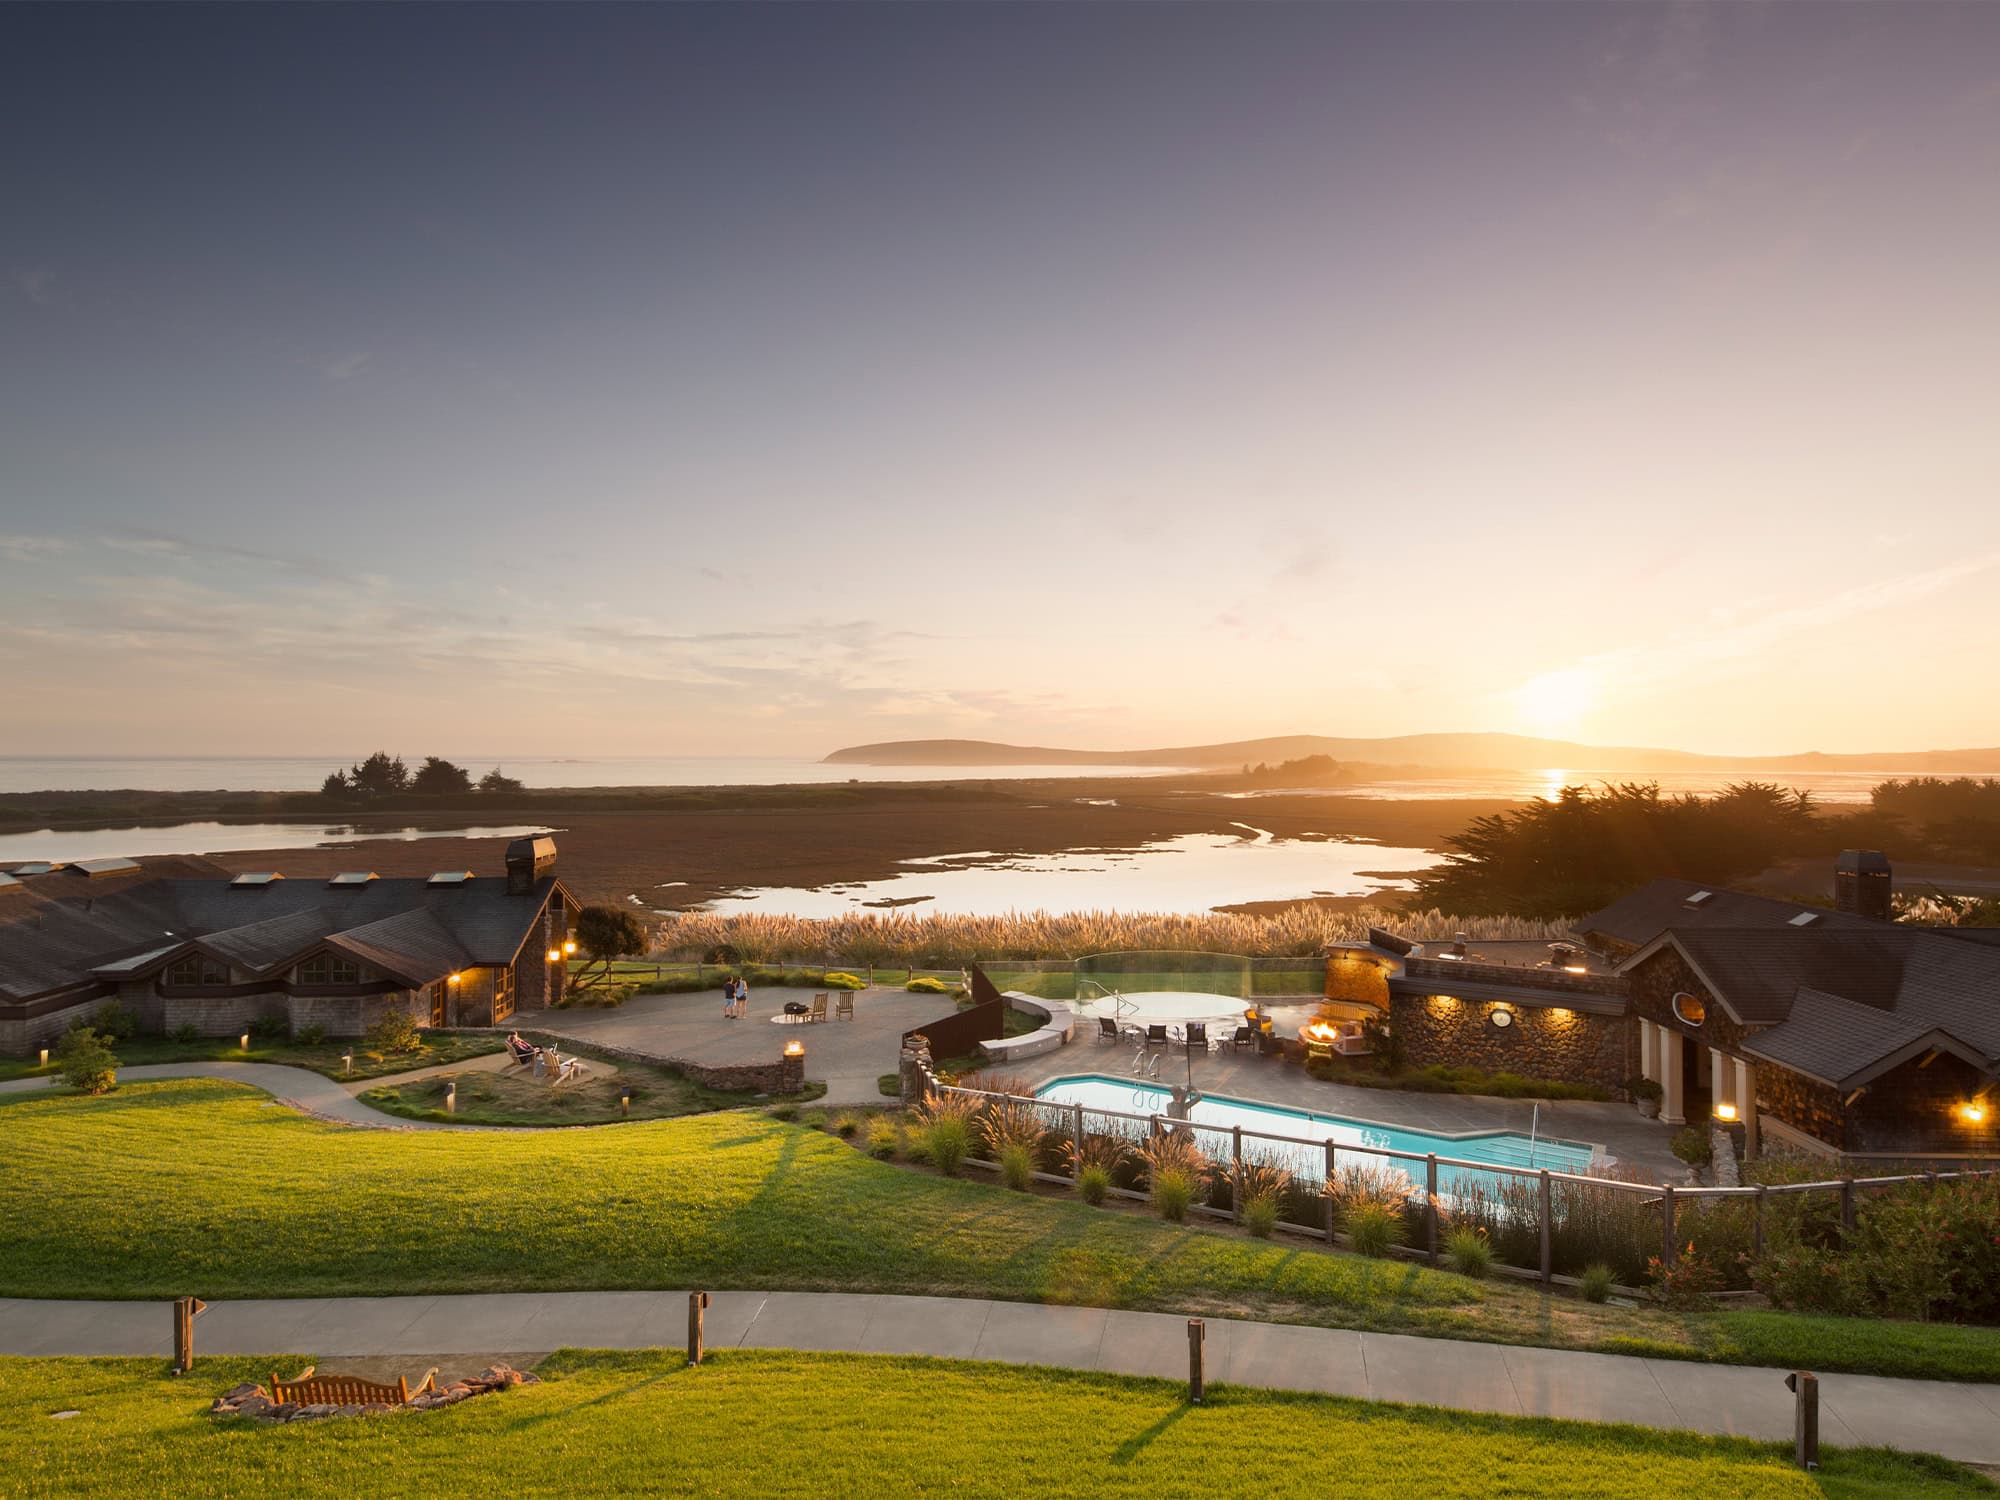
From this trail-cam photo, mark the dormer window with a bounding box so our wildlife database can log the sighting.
[165,956,230,986]
[298,954,365,985]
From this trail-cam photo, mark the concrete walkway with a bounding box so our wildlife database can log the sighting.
[0,1063,474,1131]
[5,1290,1996,1464]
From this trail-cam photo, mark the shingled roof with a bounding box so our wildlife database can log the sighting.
[1574,877,1876,949]
[0,853,574,1002]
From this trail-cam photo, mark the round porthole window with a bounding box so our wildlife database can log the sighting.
[1672,991,1706,1027]
[1489,1006,1514,1029]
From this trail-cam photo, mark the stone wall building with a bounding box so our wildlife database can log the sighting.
[0,838,578,1054]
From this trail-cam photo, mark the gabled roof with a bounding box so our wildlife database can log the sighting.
[1576,877,1878,949]
[1625,927,1916,1025]
[194,910,337,975]
[1741,986,1955,1089]
[325,909,469,988]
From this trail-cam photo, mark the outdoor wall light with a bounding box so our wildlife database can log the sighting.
[1488,1005,1514,1029]
[546,948,561,963]
[1715,1102,1739,1122]
[783,1040,805,1058]
[1961,1101,1989,1126]
[563,940,577,956]
[448,971,461,985]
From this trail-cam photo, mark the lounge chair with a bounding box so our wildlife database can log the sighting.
[1096,1016,1121,1045]
[1145,1023,1169,1050]
[1231,1025,1256,1054]
[809,993,829,1024]
[1184,1022,1207,1055]
[505,1039,537,1069]
[835,992,855,1022]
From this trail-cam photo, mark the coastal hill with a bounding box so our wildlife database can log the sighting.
[823,733,2000,774]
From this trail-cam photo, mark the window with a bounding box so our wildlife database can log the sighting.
[298,954,365,985]
[1672,991,1707,1027]
[165,956,229,986]
[493,965,515,1024]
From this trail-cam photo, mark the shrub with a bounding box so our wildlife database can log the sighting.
[1578,1263,1617,1303]
[1137,1132,1209,1224]
[768,1103,800,1122]
[169,1023,200,1045]
[248,1013,288,1041]
[822,971,866,990]
[831,1112,860,1139]
[905,976,953,994]
[1445,1227,1494,1279]
[364,1010,422,1055]
[866,1117,899,1158]
[1670,1126,1713,1168]
[980,1101,1045,1191]
[1346,1202,1405,1258]
[1241,1195,1281,1239]
[92,1001,139,1042]
[901,1125,934,1166]
[801,1108,829,1131]
[1625,1075,1663,1103]
[297,1024,327,1047]
[997,1143,1035,1191]
[1752,1241,1873,1318]
[1077,1163,1113,1205]
[1647,1244,1725,1308]
[56,1027,118,1095]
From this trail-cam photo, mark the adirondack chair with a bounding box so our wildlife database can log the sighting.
[808,993,829,1023]
[835,992,855,1021]
[270,1364,439,1407]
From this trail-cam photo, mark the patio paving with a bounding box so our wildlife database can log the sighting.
[532,984,955,1105]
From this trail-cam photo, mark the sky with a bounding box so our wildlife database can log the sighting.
[4,3,1999,761]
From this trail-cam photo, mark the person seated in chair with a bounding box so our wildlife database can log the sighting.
[506,1032,536,1066]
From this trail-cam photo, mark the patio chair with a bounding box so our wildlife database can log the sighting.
[835,992,855,1021]
[1144,1023,1169,1050]
[1095,1016,1121,1045]
[809,993,829,1023]
[1184,1022,1207,1055]
[1231,1025,1256,1054]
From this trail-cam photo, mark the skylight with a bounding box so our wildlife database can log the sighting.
[1789,911,1821,927]
[1684,891,1714,907]
[230,872,284,887]
[8,862,60,876]
[427,871,475,886]
[329,872,379,886]
[73,857,141,876]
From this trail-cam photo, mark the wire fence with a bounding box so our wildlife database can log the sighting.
[937,1081,2000,1292]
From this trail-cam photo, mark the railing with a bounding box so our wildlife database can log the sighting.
[932,1080,2000,1294]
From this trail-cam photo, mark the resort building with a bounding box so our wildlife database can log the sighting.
[1360,853,2000,1161]
[0,837,577,1055]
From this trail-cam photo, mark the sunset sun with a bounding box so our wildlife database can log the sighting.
[1512,668,1595,737]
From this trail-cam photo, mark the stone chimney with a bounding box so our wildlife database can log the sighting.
[505,836,557,895]
[1834,849,1892,920]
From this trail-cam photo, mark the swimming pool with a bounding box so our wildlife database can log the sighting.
[1031,1073,1600,1187]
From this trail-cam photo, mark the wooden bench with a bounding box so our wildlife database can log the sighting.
[269,1364,439,1406]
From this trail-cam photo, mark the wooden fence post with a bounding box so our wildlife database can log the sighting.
[1187,1319,1206,1405]
[1787,1371,1819,1471]
[1839,1177,1855,1235]
[1538,1169,1552,1284]
[1661,1184,1677,1270]
[1072,1103,1085,1185]
[1425,1155,1439,1266]
[1324,1138,1336,1243]
[1231,1125,1244,1223]
[687,1291,710,1367]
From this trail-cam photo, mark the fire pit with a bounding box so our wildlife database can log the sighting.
[1299,1018,1342,1061]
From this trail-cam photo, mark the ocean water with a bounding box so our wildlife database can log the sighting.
[0,756,1184,795]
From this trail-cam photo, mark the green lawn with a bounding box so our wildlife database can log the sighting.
[9,1079,2000,1383]
[360,1058,764,1127]
[0,1031,503,1084]
[5,1350,1988,1500]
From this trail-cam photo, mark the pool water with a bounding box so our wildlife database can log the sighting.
[1031,1073,1598,1184]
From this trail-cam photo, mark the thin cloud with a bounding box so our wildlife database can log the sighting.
[0,535,69,563]
[321,352,371,381]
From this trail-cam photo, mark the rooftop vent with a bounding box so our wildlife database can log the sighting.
[428,871,475,886]
[1789,910,1822,927]
[0,873,21,893]
[8,862,62,877]
[72,857,141,878]
[328,871,379,887]
[1684,890,1714,908]
[229,872,284,887]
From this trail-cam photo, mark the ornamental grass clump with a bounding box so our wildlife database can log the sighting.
[915,1092,980,1177]
[1137,1131,1210,1224]
[981,1101,1046,1192]
[1346,1203,1405,1258]
[1324,1161,1417,1245]
[1445,1227,1494,1279]
[1065,1134,1129,1206]
[866,1117,899,1159]
[1578,1263,1617,1304]
[1236,1160,1293,1240]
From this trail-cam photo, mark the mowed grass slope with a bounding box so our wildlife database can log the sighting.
[4,1079,1467,1315]
[6,1351,1988,1500]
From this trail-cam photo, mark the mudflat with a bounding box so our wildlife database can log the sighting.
[180,778,1512,909]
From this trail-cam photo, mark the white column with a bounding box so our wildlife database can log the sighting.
[1710,1047,1734,1118]
[1659,1028,1685,1125]
[1640,1021,1658,1083]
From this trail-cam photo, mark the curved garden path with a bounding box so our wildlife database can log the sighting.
[0,1061,484,1130]
[2,1288,1996,1463]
